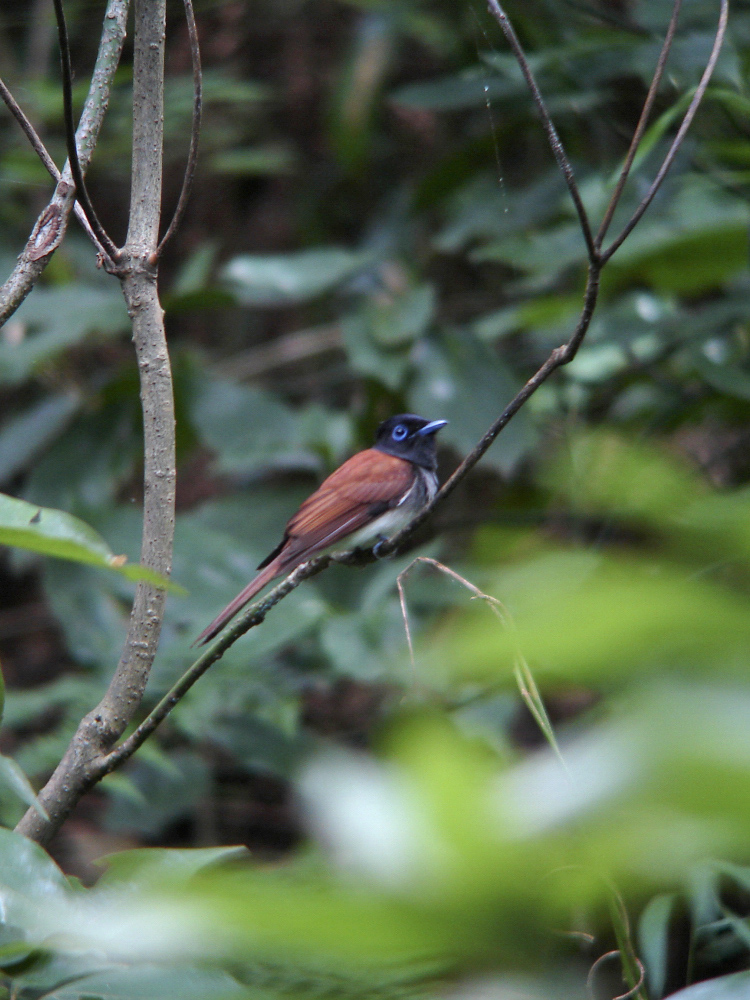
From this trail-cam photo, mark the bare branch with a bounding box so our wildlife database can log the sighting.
[0,76,61,182]
[157,0,202,256]
[595,0,683,248]
[0,76,107,251]
[0,0,128,326]
[601,0,729,264]
[486,0,597,264]
[16,0,174,846]
[52,0,121,262]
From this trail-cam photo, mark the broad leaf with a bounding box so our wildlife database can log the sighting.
[0,286,129,386]
[222,248,368,306]
[97,846,250,888]
[33,963,253,1000]
[0,492,169,586]
[0,393,79,484]
[666,971,750,999]
[0,826,70,902]
[409,330,536,474]
[0,754,47,818]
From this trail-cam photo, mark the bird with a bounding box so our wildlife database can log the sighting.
[194,413,448,646]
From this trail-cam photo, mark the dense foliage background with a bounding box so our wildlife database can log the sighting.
[3,0,750,997]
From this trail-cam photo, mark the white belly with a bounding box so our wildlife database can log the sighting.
[345,467,438,548]
[347,505,414,548]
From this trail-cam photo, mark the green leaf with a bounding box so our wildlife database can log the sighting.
[341,312,412,391]
[692,356,750,402]
[192,379,315,475]
[0,938,41,974]
[0,492,169,587]
[471,223,586,281]
[97,846,250,888]
[471,294,580,342]
[39,964,252,1000]
[103,752,211,839]
[0,754,48,819]
[367,284,436,347]
[620,90,693,179]
[607,224,749,295]
[3,952,109,996]
[0,826,70,902]
[168,242,219,299]
[391,68,521,111]
[408,330,536,474]
[0,287,130,386]
[208,713,307,777]
[639,893,678,1000]
[604,179,750,294]
[0,393,80,484]
[435,170,565,255]
[98,772,149,808]
[210,144,295,176]
[222,248,369,307]
[665,971,750,999]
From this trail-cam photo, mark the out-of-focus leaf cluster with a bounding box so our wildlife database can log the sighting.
[5,435,750,998]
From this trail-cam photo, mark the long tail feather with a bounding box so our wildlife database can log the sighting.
[193,559,282,646]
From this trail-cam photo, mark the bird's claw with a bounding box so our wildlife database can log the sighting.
[372,536,391,559]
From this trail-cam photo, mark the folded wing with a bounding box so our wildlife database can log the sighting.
[276,448,415,564]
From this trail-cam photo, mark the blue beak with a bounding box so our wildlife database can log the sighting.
[417,419,448,437]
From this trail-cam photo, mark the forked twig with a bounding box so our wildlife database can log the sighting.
[601,0,729,262]
[52,0,121,263]
[596,0,683,247]
[15,0,175,846]
[379,262,600,554]
[0,76,106,251]
[157,0,202,255]
[0,0,128,323]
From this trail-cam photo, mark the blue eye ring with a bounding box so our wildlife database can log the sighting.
[392,424,408,442]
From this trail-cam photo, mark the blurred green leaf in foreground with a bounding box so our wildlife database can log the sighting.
[4,435,750,998]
